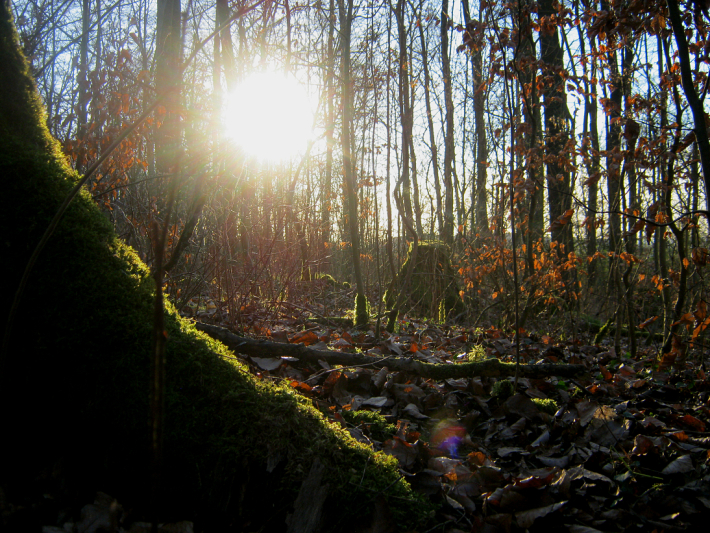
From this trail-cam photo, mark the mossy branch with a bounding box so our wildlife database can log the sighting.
[195,322,588,380]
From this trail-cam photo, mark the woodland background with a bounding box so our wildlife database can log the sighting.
[13,0,710,357]
[6,0,710,531]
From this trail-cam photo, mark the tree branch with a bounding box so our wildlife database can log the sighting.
[195,322,588,380]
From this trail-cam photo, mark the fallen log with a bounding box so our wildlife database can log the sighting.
[195,322,589,380]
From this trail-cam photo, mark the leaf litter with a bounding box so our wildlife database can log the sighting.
[193,298,710,533]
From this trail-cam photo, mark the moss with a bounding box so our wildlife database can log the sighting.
[491,379,515,400]
[355,292,370,328]
[385,308,399,333]
[438,299,449,323]
[385,241,464,320]
[341,409,396,442]
[594,316,614,345]
[0,8,430,530]
[315,272,342,289]
[532,398,559,415]
[467,344,488,362]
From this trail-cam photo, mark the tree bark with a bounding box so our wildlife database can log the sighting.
[539,0,572,253]
[337,0,366,326]
[511,0,542,275]
[416,14,443,237]
[76,0,90,171]
[441,0,455,245]
[154,0,182,179]
[461,0,489,237]
[667,0,710,212]
[321,0,336,273]
[394,0,416,240]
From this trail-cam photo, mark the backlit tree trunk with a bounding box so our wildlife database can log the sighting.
[539,0,572,253]
[416,13,443,237]
[441,0,455,245]
[154,0,182,180]
[462,0,489,237]
[394,0,416,240]
[338,0,367,325]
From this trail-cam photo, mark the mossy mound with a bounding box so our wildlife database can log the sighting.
[314,272,351,291]
[384,241,464,321]
[0,8,431,531]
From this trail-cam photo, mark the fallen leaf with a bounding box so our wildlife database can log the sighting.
[662,454,693,475]
[290,380,312,392]
[362,396,392,408]
[631,435,655,456]
[679,414,706,431]
[383,436,418,468]
[331,337,352,348]
[567,526,604,533]
[250,357,282,371]
[289,330,319,346]
[515,501,566,528]
[498,447,526,458]
[402,403,429,419]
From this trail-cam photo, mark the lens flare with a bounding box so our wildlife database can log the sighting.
[430,419,466,457]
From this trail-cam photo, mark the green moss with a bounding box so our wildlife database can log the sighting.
[355,292,370,328]
[491,379,515,400]
[594,316,614,345]
[340,409,396,442]
[315,272,348,290]
[385,241,464,320]
[385,307,399,333]
[0,8,430,530]
[466,344,487,362]
[532,398,559,415]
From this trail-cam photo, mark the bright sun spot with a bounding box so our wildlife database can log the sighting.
[224,71,315,162]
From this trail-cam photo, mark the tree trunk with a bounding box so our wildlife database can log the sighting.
[577,7,599,289]
[461,0,489,237]
[76,0,90,171]
[539,0,572,254]
[154,0,182,180]
[321,0,336,272]
[441,0,455,245]
[416,14,443,237]
[197,322,588,380]
[394,0,416,240]
[667,0,710,212]
[338,0,367,326]
[511,0,542,276]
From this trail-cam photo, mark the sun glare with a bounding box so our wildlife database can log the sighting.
[223,71,315,162]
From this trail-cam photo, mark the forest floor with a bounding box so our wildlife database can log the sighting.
[176,280,710,533]
[36,282,710,533]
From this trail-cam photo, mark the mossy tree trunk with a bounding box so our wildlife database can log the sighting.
[385,242,464,326]
[338,0,368,328]
[0,7,427,530]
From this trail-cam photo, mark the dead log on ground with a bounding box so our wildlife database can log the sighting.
[196,322,588,380]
